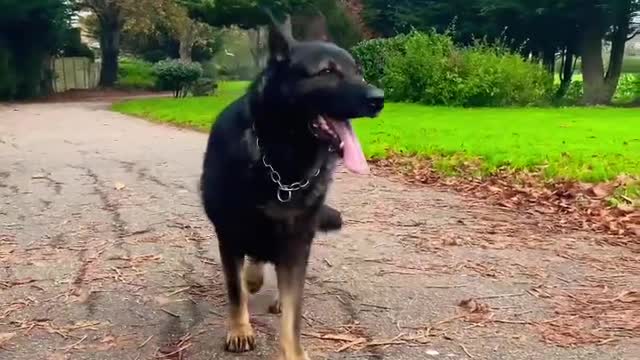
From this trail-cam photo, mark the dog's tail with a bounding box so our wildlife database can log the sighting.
[318,205,343,233]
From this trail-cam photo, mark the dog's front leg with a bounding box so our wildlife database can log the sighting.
[219,245,256,352]
[275,245,311,360]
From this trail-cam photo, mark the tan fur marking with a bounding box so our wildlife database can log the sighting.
[269,295,282,314]
[225,270,255,352]
[278,291,309,360]
[243,259,265,294]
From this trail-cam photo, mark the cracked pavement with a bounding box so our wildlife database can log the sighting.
[0,102,638,360]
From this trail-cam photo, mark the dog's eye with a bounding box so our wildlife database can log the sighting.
[317,68,334,76]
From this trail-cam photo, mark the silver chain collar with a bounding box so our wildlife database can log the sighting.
[255,136,321,203]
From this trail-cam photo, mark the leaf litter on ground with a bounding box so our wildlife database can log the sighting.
[373,155,640,245]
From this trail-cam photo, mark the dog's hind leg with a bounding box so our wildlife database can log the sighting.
[219,245,256,352]
[275,247,311,360]
[243,257,265,294]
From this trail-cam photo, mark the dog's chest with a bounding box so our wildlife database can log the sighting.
[258,179,329,223]
[260,202,305,222]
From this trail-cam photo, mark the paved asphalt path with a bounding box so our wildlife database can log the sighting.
[1,102,638,360]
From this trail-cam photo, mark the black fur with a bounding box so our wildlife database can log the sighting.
[200,13,383,358]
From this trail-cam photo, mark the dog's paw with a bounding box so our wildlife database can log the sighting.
[225,324,256,353]
[243,260,264,294]
[268,297,281,314]
[317,205,342,233]
[277,350,311,360]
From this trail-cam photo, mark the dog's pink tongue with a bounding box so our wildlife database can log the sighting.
[330,120,369,175]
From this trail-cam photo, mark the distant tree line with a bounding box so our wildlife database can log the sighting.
[362,0,640,104]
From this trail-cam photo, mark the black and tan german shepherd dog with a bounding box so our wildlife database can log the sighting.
[200,14,384,360]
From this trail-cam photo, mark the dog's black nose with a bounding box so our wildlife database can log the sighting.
[366,87,385,115]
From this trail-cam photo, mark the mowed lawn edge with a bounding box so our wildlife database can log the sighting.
[112,81,640,185]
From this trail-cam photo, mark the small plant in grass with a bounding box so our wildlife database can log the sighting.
[608,181,640,209]
[153,60,203,98]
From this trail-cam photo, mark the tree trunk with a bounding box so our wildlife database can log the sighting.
[542,48,556,74]
[580,1,631,105]
[555,48,576,99]
[179,23,195,63]
[248,27,266,69]
[98,19,121,87]
[40,54,54,96]
[580,20,609,105]
[602,4,631,100]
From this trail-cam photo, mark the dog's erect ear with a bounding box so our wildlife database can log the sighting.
[266,12,294,62]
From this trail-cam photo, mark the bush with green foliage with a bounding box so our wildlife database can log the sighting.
[352,31,554,107]
[153,60,203,97]
[191,77,218,97]
[351,34,408,88]
[116,58,157,90]
[561,80,584,105]
[614,74,640,103]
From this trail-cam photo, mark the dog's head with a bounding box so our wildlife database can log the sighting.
[254,13,384,174]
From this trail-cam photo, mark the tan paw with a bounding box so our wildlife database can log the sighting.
[243,260,264,294]
[268,297,281,314]
[277,350,311,360]
[225,324,256,353]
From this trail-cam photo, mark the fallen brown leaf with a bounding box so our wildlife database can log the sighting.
[372,156,640,241]
[0,332,16,346]
[458,298,491,314]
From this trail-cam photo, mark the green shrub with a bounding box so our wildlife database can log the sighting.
[614,74,640,103]
[116,58,156,90]
[351,34,408,88]
[191,77,218,97]
[383,31,459,104]
[353,31,553,107]
[153,60,203,97]
[457,43,553,107]
[560,80,584,105]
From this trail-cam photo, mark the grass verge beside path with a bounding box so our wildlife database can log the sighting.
[113,81,250,130]
[114,81,640,184]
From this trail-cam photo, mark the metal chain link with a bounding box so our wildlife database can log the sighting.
[256,137,321,203]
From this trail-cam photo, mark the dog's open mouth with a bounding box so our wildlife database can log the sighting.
[310,116,369,175]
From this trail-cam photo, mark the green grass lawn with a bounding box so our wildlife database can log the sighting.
[113,81,640,183]
[113,82,250,129]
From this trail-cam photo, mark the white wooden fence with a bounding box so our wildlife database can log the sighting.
[50,57,100,92]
